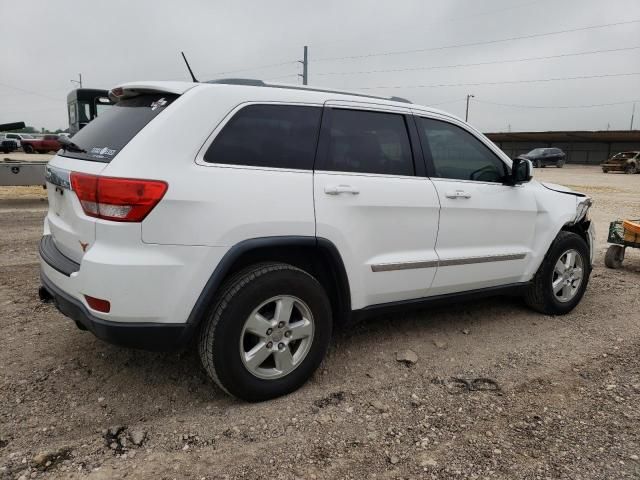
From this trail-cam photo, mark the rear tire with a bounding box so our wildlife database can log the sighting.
[198,262,332,402]
[525,231,590,315]
[604,245,625,269]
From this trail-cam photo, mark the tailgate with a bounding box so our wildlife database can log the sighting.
[45,156,107,264]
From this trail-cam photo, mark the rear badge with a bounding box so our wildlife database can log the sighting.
[90,146,117,159]
[150,97,167,110]
[79,241,89,253]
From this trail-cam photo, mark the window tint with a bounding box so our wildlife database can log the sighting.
[204,104,322,170]
[418,118,507,182]
[322,109,414,176]
[60,93,178,163]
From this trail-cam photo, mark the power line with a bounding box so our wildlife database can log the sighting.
[0,82,63,102]
[265,73,300,81]
[425,98,468,107]
[474,99,640,109]
[204,0,554,77]
[311,0,550,50]
[314,19,640,62]
[205,60,298,78]
[358,72,640,90]
[315,46,640,76]
[0,105,63,116]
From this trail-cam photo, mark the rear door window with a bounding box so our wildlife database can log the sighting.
[204,104,322,170]
[59,93,178,162]
[319,108,414,176]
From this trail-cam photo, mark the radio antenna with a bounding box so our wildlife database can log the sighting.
[181,51,199,83]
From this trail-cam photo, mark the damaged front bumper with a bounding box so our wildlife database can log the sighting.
[573,197,595,266]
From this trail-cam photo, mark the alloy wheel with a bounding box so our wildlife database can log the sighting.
[239,295,314,379]
[552,249,584,303]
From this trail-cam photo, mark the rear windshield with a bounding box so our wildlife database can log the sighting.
[60,93,178,162]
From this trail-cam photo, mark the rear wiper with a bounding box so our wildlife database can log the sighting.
[59,136,86,153]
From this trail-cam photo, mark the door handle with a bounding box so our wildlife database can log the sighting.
[324,185,360,195]
[445,190,472,199]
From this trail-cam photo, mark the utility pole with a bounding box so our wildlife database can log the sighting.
[631,103,636,131]
[70,73,83,89]
[298,46,308,85]
[465,94,475,122]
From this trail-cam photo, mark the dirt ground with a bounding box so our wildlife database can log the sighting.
[1,165,639,480]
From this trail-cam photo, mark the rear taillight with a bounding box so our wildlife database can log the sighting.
[85,295,111,313]
[70,172,167,222]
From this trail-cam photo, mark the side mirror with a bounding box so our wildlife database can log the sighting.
[507,156,532,185]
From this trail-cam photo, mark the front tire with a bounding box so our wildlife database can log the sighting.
[23,144,34,154]
[625,164,638,174]
[525,231,590,315]
[198,262,332,401]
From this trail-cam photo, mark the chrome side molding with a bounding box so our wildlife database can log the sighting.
[371,253,527,272]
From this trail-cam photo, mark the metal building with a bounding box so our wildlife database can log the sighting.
[486,131,640,165]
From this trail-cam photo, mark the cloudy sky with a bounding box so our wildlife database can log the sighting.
[1,0,639,132]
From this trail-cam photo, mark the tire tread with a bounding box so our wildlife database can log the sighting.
[524,231,589,315]
[198,262,314,397]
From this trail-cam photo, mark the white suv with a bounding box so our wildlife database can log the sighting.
[39,79,594,401]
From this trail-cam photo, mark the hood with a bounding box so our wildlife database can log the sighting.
[541,182,586,197]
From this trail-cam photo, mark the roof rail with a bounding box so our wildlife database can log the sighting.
[204,78,412,104]
[207,78,266,87]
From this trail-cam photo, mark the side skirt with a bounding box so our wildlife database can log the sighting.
[350,282,529,322]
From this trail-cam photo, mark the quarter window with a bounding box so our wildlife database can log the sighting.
[204,104,322,170]
[322,109,414,176]
[418,118,507,182]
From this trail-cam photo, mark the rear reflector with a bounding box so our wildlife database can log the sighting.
[85,295,111,313]
[70,172,167,222]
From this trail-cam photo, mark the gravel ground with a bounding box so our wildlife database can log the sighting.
[1,165,639,480]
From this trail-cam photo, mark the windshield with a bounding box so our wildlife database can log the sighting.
[527,148,545,156]
[21,134,34,139]
[61,93,177,162]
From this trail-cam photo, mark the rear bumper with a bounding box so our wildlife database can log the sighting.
[40,271,193,351]
[37,231,229,351]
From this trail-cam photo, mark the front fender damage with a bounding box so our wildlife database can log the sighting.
[564,196,595,266]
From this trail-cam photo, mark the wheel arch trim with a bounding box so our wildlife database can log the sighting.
[186,236,351,328]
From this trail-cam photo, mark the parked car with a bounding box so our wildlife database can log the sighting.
[522,147,566,168]
[3,133,35,149]
[601,151,640,174]
[0,135,18,154]
[38,80,594,401]
[21,135,62,154]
